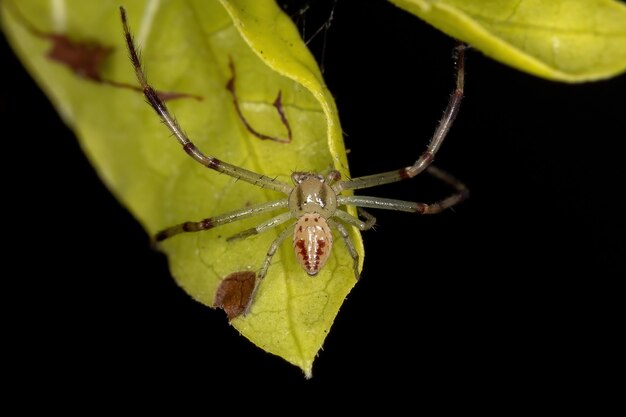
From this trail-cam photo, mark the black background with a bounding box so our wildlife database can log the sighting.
[2,0,622,400]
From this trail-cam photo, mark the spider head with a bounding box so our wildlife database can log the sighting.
[289,172,337,218]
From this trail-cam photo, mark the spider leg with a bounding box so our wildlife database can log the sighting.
[257,224,293,282]
[334,43,466,193]
[120,7,291,195]
[338,164,468,214]
[339,193,464,215]
[327,219,360,279]
[333,209,376,231]
[243,224,294,315]
[226,211,293,241]
[155,199,288,241]
[425,165,469,199]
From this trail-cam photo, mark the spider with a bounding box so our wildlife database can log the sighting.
[120,7,469,312]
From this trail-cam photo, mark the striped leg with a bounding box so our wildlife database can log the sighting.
[120,7,291,195]
[333,44,466,193]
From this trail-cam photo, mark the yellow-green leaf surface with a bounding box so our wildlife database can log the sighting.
[1,0,362,377]
[389,0,626,82]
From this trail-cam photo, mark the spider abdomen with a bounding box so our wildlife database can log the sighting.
[293,213,333,275]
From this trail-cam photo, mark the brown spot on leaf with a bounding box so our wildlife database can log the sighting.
[226,57,292,143]
[6,2,202,102]
[47,35,112,80]
[214,271,256,320]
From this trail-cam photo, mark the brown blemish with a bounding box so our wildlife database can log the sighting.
[6,2,202,102]
[226,57,292,143]
[214,270,256,320]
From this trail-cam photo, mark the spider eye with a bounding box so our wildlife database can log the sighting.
[291,172,324,184]
[291,172,305,184]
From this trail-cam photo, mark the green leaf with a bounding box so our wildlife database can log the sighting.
[1,0,362,377]
[389,0,626,82]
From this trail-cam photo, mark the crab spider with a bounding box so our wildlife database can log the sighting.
[120,7,468,312]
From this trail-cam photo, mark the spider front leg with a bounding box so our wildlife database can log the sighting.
[120,7,291,195]
[333,44,466,194]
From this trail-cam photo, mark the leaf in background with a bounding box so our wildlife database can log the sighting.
[1,0,362,377]
[389,0,626,82]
